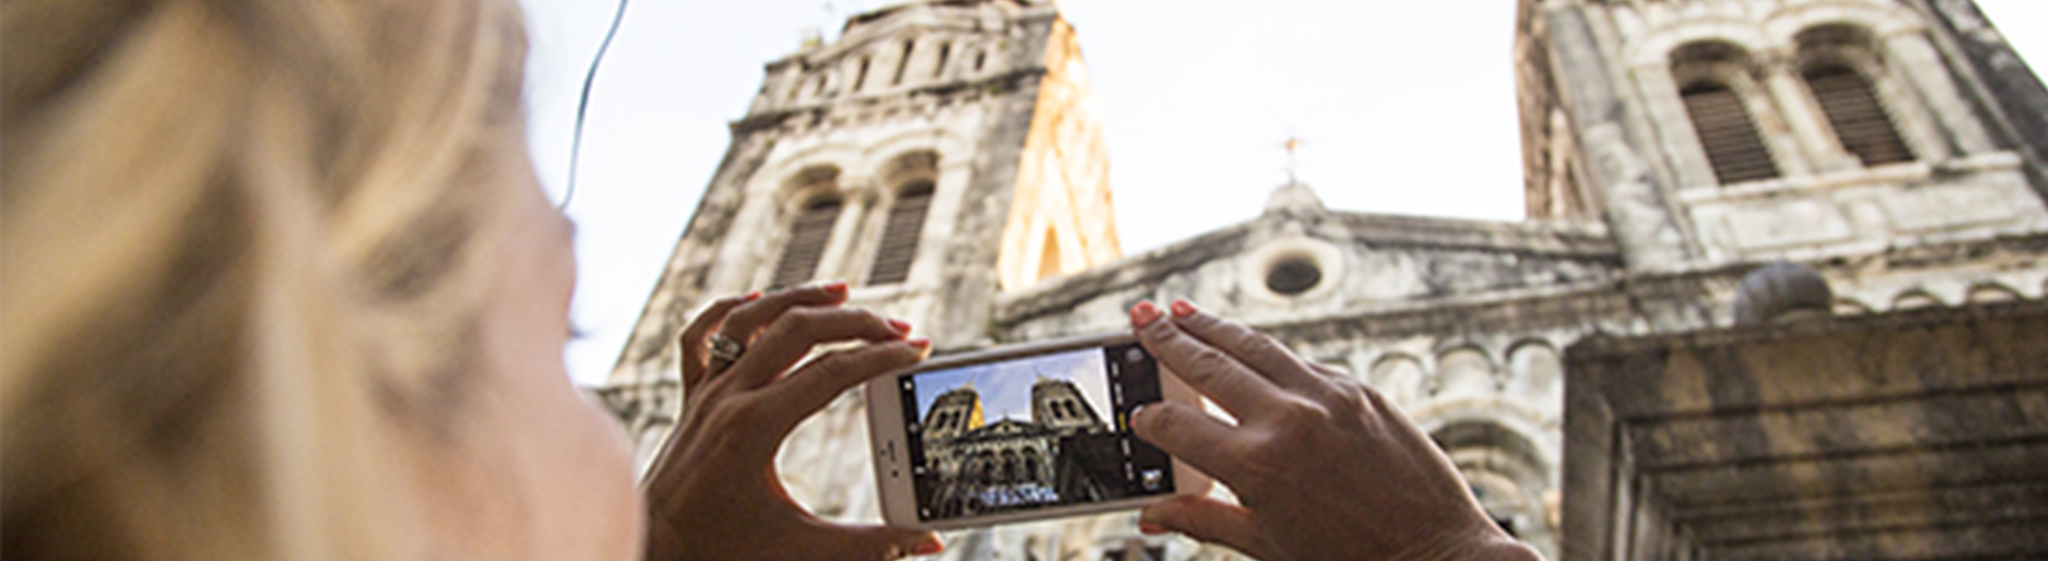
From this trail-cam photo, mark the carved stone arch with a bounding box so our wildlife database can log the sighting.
[778,164,846,204]
[1431,419,1549,481]
[1832,297,1875,316]
[1966,282,2023,304]
[1626,17,1773,69]
[1762,0,1926,46]
[1428,419,1555,548]
[1791,23,1887,67]
[850,127,973,184]
[877,150,942,193]
[1367,353,1429,409]
[1502,340,1563,407]
[1892,288,1944,311]
[1669,40,1766,84]
[753,140,864,196]
[1434,345,1499,399]
[1415,404,1557,474]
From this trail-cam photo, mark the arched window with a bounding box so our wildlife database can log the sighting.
[1036,229,1062,281]
[1796,25,1914,168]
[852,56,872,94]
[891,40,914,86]
[933,43,951,78]
[1682,81,1780,185]
[867,181,933,285]
[1671,42,1780,185]
[1804,64,1912,166]
[771,195,842,288]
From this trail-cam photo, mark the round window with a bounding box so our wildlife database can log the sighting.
[1265,258,1322,296]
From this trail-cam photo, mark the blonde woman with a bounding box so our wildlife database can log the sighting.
[2,1,1536,560]
[2,1,937,560]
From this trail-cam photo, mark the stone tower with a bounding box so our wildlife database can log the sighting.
[1515,0,2048,273]
[594,0,1120,530]
[1030,377,1103,434]
[923,384,987,446]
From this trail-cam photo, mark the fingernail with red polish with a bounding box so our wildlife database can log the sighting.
[1170,299,1197,318]
[907,337,932,350]
[888,318,914,335]
[1130,302,1162,327]
[823,281,849,295]
[744,291,763,301]
[911,537,944,555]
[1138,522,1168,535]
[1127,405,1150,433]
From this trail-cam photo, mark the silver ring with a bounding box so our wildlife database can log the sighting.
[708,333,746,364]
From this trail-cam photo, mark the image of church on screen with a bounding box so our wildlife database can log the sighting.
[915,372,1127,518]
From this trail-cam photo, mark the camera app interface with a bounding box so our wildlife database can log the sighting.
[897,342,1175,522]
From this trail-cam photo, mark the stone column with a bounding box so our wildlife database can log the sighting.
[816,186,873,281]
[1729,65,1818,179]
[1759,51,1859,174]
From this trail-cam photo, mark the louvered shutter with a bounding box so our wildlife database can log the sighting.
[867,182,933,285]
[1805,65,1913,167]
[771,199,842,288]
[1682,83,1781,185]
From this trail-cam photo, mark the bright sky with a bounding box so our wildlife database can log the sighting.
[911,347,1112,425]
[518,0,2048,386]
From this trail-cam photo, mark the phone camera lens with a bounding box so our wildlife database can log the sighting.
[1125,348,1145,363]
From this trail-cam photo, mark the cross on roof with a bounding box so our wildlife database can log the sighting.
[1283,134,1305,184]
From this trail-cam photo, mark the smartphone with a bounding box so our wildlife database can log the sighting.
[865,333,1212,530]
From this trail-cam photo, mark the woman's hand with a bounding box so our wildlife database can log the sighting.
[641,283,941,561]
[1127,300,1541,561]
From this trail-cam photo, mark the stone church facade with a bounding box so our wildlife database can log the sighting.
[592,1,2048,559]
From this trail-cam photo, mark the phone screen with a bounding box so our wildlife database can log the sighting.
[894,341,1177,522]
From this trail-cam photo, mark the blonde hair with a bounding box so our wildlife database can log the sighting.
[3,1,531,559]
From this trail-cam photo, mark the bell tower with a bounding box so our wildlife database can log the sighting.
[1515,0,2048,272]
[595,0,1120,524]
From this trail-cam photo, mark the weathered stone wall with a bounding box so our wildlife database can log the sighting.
[1547,0,2048,267]
[1563,301,2048,561]
[996,18,1121,292]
